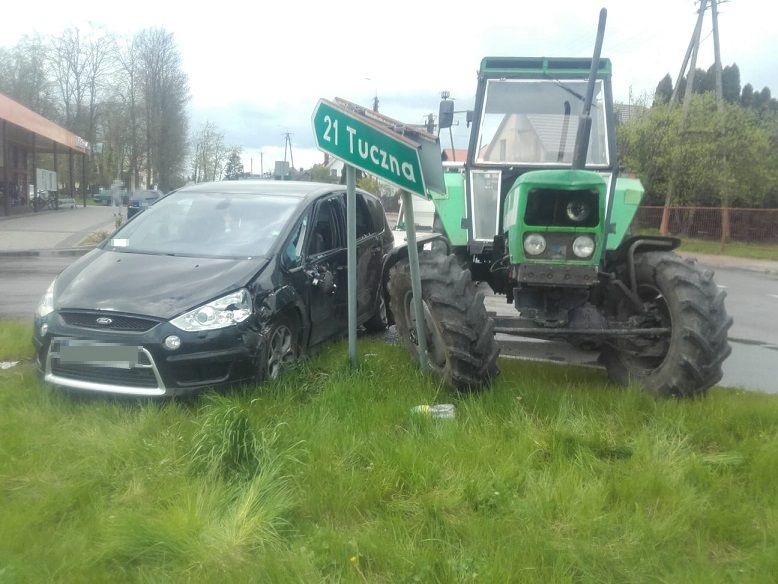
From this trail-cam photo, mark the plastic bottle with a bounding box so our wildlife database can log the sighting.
[411,404,456,419]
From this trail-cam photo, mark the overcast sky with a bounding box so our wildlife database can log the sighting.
[2,0,776,172]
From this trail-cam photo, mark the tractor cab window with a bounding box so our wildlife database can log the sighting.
[475,79,609,167]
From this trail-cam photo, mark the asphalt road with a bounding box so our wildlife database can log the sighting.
[0,253,776,393]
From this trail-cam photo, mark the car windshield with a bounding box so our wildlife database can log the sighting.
[476,79,609,166]
[105,190,300,258]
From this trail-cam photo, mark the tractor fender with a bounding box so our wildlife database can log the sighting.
[381,233,450,302]
[606,235,682,299]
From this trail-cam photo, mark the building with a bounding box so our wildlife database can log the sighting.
[0,91,89,216]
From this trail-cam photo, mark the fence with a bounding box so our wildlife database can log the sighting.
[633,207,778,243]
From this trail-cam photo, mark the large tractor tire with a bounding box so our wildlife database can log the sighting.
[601,251,732,398]
[387,252,499,391]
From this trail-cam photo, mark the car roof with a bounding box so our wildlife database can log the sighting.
[176,180,342,202]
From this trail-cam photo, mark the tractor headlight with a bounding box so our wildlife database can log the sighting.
[572,235,595,258]
[523,234,546,256]
[565,200,591,223]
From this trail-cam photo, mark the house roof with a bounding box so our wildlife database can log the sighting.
[0,91,89,155]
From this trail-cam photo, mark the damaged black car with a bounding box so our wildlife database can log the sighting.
[33,180,393,396]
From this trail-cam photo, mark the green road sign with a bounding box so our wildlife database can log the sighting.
[312,99,428,198]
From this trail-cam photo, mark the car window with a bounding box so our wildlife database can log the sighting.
[107,191,299,258]
[364,194,386,235]
[283,214,308,268]
[355,194,373,238]
[308,199,339,256]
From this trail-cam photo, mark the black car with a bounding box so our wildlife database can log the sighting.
[127,189,164,218]
[33,181,394,397]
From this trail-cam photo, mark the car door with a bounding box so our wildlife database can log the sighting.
[303,194,348,345]
[334,191,384,321]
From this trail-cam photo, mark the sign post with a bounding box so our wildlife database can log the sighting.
[345,165,358,367]
[312,98,443,370]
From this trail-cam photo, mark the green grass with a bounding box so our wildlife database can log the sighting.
[636,228,778,261]
[0,321,33,361]
[1,322,777,582]
[679,238,778,261]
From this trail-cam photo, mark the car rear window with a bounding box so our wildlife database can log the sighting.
[106,191,300,258]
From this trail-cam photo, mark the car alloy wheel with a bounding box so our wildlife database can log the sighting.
[266,321,296,380]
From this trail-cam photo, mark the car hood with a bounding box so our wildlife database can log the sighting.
[55,249,268,320]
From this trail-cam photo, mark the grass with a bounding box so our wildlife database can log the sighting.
[636,228,778,261]
[679,238,778,261]
[1,322,777,582]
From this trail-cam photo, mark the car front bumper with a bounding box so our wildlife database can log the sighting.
[33,312,264,397]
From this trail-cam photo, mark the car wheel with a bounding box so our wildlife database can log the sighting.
[263,314,299,381]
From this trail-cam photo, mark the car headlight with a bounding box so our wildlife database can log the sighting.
[523,234,546,256]
[572,235,595,258]
[170,289,252,332]
[566,200,591,223]
[36,280,56,318]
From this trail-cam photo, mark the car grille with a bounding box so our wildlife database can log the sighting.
[46,340,164,393]
[50,362,158,388]
[60,312,160,332]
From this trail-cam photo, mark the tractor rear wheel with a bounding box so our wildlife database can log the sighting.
[388,252,499,391]
[601,251,732,397]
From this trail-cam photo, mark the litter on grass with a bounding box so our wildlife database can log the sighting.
[1,361,19,370]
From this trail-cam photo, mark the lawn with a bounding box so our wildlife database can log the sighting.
[636,228,778,261]
[1,320,777,582]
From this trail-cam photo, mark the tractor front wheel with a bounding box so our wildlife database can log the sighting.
[388,252,499,391]
[601,251,732,397]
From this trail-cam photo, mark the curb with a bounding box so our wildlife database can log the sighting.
[678,252,778,276]
[0,247,94,258]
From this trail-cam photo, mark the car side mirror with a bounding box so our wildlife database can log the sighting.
[306,266,336,295]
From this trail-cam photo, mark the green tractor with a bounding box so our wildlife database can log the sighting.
[387,9,731,397]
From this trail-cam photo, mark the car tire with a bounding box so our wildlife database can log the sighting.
[262,313,300,382]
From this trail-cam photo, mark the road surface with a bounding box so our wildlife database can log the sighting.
[0,253,776,393]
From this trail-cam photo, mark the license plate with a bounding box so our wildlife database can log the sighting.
[57,340,139,369]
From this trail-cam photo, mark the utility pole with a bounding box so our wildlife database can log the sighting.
[711,0,729,249]
[661,0,709,235]
[283,132,295,171]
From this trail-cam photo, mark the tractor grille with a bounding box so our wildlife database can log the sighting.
[60,311,160,332]
[525,188,600,228]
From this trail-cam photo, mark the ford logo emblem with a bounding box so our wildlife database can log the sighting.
[96,317,113,325]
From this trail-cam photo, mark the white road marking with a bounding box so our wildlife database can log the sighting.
[717,285,728,289]
[768,294,778,299]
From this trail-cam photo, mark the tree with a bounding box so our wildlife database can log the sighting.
[134,28,189,191]
[618,94,778,208]
[357,175,381,195]
[309,164,337,183]
[190,122,228,183]
[722,63,741,103]
[653,74,673,106]
[0,35,58,119]
[740,83,754,108]
[223,147,244,180]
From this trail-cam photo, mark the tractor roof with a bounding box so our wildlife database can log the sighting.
[479,57,612,79]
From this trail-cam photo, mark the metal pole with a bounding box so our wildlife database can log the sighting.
[82,152,87,207]
[346,165,358,367]
[401,190,429,371]
[1,121,8,216]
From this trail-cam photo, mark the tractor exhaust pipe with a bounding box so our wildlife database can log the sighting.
[572,7,607,170]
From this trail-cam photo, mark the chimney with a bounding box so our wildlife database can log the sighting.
[324,152,330,166]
